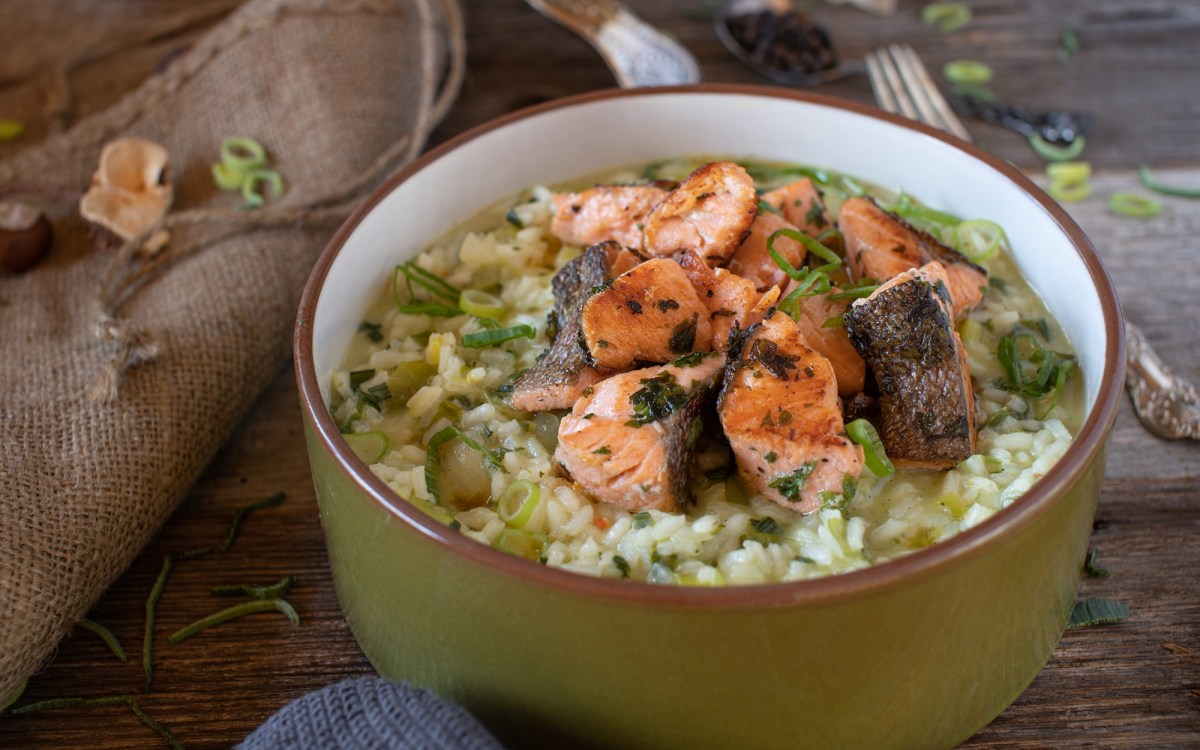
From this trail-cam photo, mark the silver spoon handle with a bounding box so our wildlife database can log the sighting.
[526,0,700,88]
[1125,322,1200,440]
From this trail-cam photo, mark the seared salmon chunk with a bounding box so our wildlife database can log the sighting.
[580,257,712,371]
[782,286,866,398]
[550,185,668,253]
[843,262,978,470]
[727,212,809,292]
[761,177,831,235]
[676,251,779,351]
[555,353,726,511]
[643,162,758,267]
[511,241,641,411]
[839,197,987,315]
[718,311,864,514]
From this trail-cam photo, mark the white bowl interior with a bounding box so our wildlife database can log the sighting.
[313,92,1107,413]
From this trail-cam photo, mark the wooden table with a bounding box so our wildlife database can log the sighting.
[4,1,1198,747]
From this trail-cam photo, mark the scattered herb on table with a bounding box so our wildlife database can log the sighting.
[1057,26,1079,62]
[212,575,296,600]
[1108,192,1162,219]
[12,695,184,749]
[168,599,300,644]
[1138,166,1200,199]
[921,2,971,33]
[78,618,128,663]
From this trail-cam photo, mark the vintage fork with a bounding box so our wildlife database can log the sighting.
[865,44,1200,440]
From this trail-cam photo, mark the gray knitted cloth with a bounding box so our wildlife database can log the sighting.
[238,677,505,750]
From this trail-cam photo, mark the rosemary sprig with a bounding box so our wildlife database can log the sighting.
[211,575,295,600]
[168,599,299,644]
[219,492,285,552]
[78,618,127,663]
[144,554,174,692]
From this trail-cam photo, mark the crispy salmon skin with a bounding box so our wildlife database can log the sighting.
[843,262,977,469]
[555,353,726,511]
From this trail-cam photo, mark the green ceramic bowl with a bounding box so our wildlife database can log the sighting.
[295,87,1123,749]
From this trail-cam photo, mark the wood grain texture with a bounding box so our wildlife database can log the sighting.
[3,0,1199,747]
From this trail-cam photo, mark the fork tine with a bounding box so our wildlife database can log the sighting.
[891,44,973,143]
[874,47,919,121]
[865,51,897,115]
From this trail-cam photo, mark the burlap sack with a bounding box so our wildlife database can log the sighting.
[0,0,464,699]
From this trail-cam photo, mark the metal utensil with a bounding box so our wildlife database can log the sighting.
[865,43,1200,440]
[714,0,863,86]
[526,0,700,88]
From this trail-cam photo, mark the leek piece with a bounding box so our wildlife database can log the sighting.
[846,419,895,478]
[495,528,547,561]
[1138,166,1200,199]
[497,480,541,528]
[1108,192,1163,219]
[459,289,505,318]
[462,324,535,349]
[342,431,390,464]
[943,59,992,84]
[387,360,436,401]
[219,136,267,170]
[954,219,1005,263]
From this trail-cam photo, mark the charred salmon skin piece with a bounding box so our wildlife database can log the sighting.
[843,262,978,470]
[555,353,726,512]
[677,250,780,351]
[580,257,712,371]
[839,197,987,316]
[761,177,831,235]
[551,185,668,253]
[727,212,809,292]
[511,241,641,411]
[643,162,758,267]
[718,310,864,514]
[781,284,866,398]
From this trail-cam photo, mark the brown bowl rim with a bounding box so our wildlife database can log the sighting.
[295,84,1124,608]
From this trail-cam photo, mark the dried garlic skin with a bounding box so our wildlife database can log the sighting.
[79,137,173,243]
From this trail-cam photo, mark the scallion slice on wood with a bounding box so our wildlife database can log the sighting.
[342,431,390,464]
[846,419,895,478]
[1067,598,1130,629]
[921,2,971,33]
[167,599,299,643]
[1083,547,1111,578]
[1047,161,1091,184]
[954,219,1005,263]
[497,480,541,528]
[462,324,535,349]
[942,59,992,85]
[1138,166,1200,199]
[1029,134,1086,162]
[1108,191,1163,219]
[78,618,127,663]
[211,161,245,191]
[1048,180,1093,203]
[459,289,505,318]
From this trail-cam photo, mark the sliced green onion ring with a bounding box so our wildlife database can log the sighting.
[459,289,505,318]
[846,419,895,478]
[497,480,541,528]
[462,324,536,349]
[1046,161,1091,184]
[1029,134,1086,162]
[891,193,961,227]
[921,2,971,33]
[342,431,391,464]
[1108,192,1163,219]
[391,265,463,317]
[954,219,1005,263]
[211,162,246,191]
[220,136,267,171]
[1048,180,1093,203]
[1138,166,1200,199]
[241,168,283,209]
[943,59,992,85]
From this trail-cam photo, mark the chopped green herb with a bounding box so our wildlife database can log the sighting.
[757,199,783,216]
[747,338,798,380]
[820,490,851,515]
[497,480,541,528]
[462,324,536,349]
[1067,598,1130,629]
[996,332,1075,416]
[760,411,774,428]
[657,298,681,312]
[349,369,374,390]
[671,351,708,368]
[592,446,611,455]
[768,462,816,500]
[168,598,299,643]
[764,451,778,463]
[78,618,127,663]
[1083,547,1110,578]
[668,314,699,353]
[212,575,296,600]
[804,201,827,229]
[632,511,653,528]
[989,278,1008,293]
[505,208,524,228]
[842,474,858,502]
[626,371,689,427]
[1138,166,1200,199]
[358,321,384,343]
[1057,25,1079,62]
[751,516,784,535]
[778,410,793,425]
[612,555,631,578]
[359,382,392,410]
[597,339,610,348]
